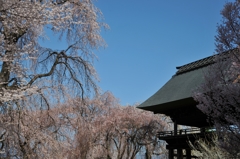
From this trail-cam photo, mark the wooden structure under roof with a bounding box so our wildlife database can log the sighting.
[137,49,238,159]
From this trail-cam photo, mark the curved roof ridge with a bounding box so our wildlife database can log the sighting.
[175,48,238,75]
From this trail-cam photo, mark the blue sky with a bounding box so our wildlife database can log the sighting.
[93,0,232,105]
[40,1,232,105]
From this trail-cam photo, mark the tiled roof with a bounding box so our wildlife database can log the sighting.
[175,48,238,75]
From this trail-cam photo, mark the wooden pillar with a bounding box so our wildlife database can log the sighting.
[168,148,174,159]
[174,119,177,136]
[201,127,205,133]
[186,149,191,159]
[177,149,183,159]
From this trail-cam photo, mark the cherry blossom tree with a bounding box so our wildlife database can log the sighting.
[0,1,168,158]
[194,0,240,156]
[66,91,119,159]
[93,104,169,159]
[65,92,169,159]
[215,0,240,53]
[0,89,168,159]
[0,0,107,158]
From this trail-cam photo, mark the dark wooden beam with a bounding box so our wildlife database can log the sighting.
[177,149,183,159]
[174,120,177,136]
[186,149,191,159]
[168,148,174,159]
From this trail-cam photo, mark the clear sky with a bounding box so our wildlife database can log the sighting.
[93,0,233,105]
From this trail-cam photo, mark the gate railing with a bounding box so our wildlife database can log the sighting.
[157,127,202,137]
